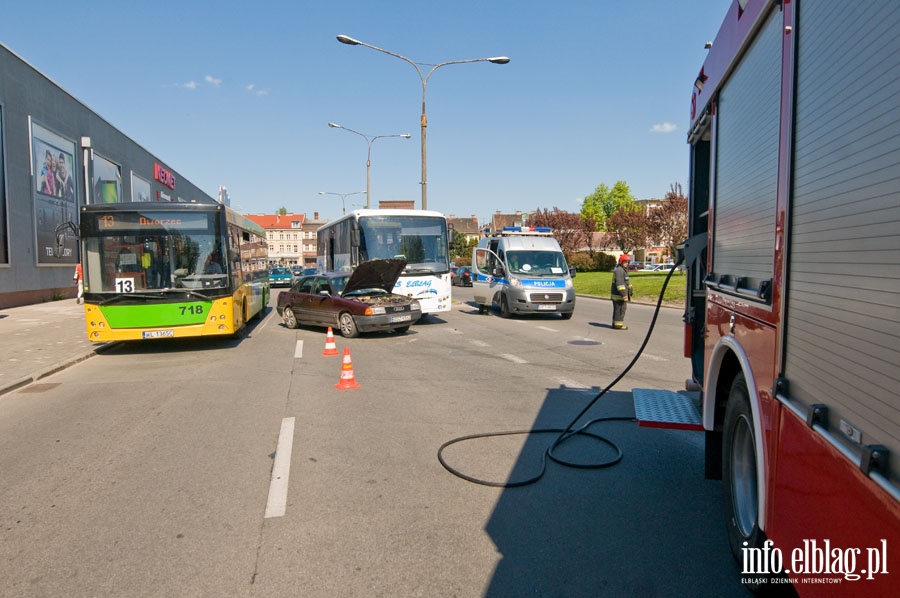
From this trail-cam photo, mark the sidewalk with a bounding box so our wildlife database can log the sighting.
[0,299,111,396]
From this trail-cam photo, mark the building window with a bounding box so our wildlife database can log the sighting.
[92,153,121,204]
[131,172,152,202]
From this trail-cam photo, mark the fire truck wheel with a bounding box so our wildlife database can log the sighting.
[723,373,763,560]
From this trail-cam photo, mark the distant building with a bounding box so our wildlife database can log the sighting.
[245,213,308,267]
[378,200,415,210]
[484,211,530,235]
[217,186,230,207]
[446,215,480,243]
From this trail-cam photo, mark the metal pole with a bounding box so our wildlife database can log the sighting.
[335,36,509,211]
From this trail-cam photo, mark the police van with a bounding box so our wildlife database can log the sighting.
[471,227,576,318]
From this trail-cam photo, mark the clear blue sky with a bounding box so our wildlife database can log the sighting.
[2,0,729,223]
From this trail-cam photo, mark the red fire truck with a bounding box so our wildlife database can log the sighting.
[676,0,899,592]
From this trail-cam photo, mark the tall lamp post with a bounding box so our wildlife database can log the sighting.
[336,35,509,211]
[318,190,366,216]
[327,122,410,209]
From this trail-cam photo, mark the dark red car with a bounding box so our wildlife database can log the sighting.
[276,258,421,337]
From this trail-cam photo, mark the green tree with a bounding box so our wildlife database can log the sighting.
[449,232,477,264]
[581,180,636,230]
[277,206,288,215]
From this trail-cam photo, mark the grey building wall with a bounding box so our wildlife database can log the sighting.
[0,43,216,308]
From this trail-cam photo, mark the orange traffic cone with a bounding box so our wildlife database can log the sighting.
[335,347,361,390]
[322,327,339,356]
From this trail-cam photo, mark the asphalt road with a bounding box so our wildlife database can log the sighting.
[0,289,750,597]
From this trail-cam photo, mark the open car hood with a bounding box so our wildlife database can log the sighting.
[342,258,407,295]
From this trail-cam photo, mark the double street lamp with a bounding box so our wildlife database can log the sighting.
[328,122,410,209]
[336,35,509,211]
[318,190,365,216]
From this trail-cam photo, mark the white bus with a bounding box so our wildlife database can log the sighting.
[316,209,451,314]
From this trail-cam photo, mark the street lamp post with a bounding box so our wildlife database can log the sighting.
[327,123,410,209]
[318,190,365,216]
[336,35,509,211]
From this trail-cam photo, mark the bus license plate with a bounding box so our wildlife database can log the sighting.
[142,330,175,338]
[392,314,412,323]
[537,304,557,311]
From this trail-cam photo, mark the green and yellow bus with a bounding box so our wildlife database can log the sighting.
[79,203,269,342]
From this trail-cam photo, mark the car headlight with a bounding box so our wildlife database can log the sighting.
[565,278,573,289]
[509,276,523,288]
[411,301,422,311]
[369,306,386,315]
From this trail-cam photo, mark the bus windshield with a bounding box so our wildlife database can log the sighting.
[357,214,449,275]
[81,209,228,294]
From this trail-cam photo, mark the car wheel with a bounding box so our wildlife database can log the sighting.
[395,325,410,334]
[561,311,573,320]
[499,294,511,318]
[338,312,359,338]
[282,306,298,329]
[723,373,763,565]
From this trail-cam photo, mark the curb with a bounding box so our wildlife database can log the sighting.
[0,342,117,397]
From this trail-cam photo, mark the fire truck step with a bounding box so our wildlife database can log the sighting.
[632,389,703,431]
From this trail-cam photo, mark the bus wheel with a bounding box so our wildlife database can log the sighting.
[723,373,762,561]
[338,312,359,338]
[282,306,299,329]
[499,294,511,318]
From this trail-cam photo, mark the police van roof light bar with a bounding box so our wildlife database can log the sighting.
[494,226,553,236]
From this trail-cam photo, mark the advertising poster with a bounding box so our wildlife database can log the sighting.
[32,121,77,265]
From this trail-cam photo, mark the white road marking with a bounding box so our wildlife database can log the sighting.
[500,353,528,364]
[294,340,303,359]
[537,326,558,333]
[469,339,490,348]
[264,417,296,519]
[640,353,669,362]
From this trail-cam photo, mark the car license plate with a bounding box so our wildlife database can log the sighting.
[392,314,412,323]
[537,304,557,311]
[142,329,175,338]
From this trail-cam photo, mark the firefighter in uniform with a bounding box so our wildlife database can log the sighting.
[611,254,633,330]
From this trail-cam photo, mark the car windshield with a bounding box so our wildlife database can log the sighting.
[271,268,290,275]
[344,287,390,297]
[506,251,568,275]
[330,276,349,294]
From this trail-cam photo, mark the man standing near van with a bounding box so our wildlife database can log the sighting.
[611,254,633,330]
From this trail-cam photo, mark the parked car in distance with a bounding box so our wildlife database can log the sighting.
[276,258,422,338]
[269,266,294,287]
[641,263,677,272]
[451,265,473,286]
